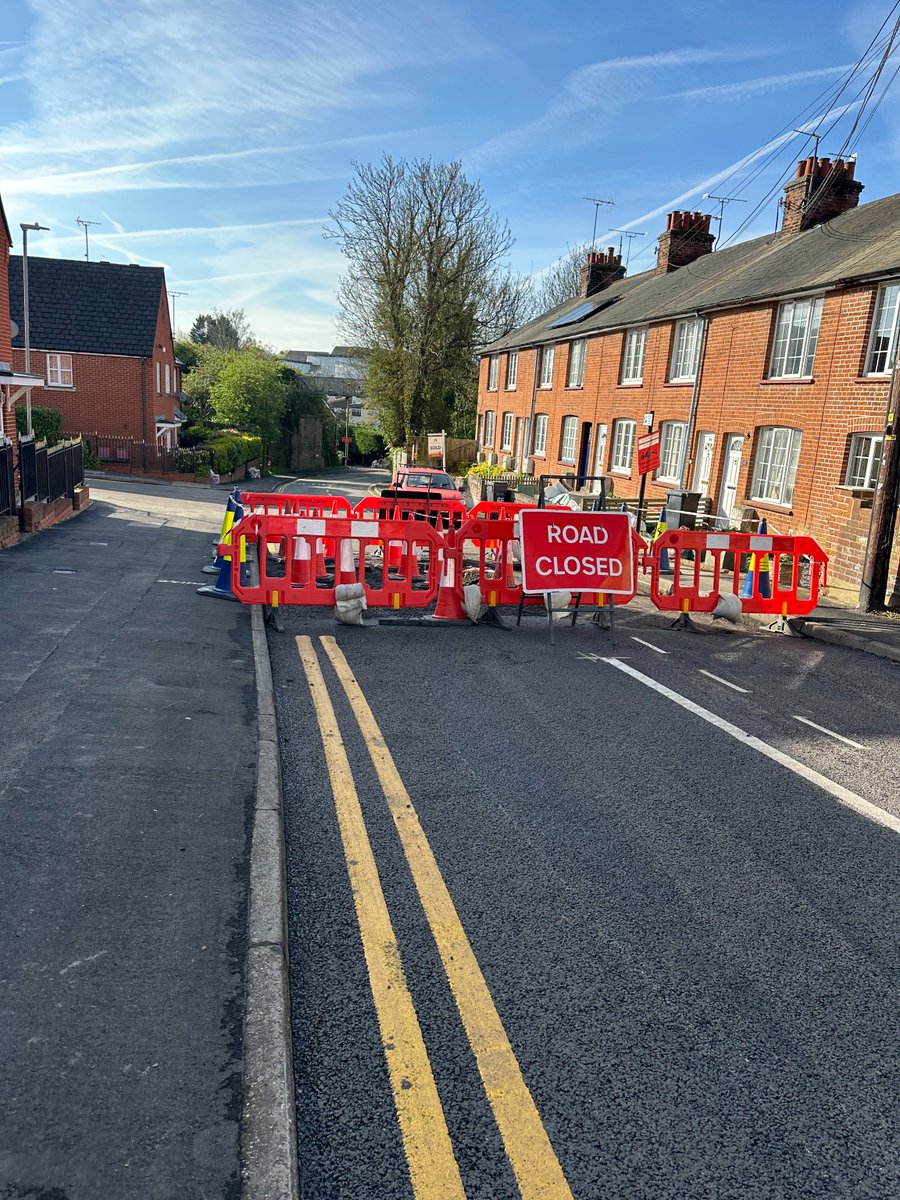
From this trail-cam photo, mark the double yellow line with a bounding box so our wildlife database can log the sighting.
[297,635,573,1199]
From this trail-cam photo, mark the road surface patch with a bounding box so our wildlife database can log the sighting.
[297,636,466,1199]
[321,635,575,1200]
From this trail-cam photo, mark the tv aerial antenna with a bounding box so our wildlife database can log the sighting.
[583,196,615,249]
[609,229,646,267]
[75,217,101,261]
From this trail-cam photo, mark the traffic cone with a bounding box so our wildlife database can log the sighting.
[197,532,247,601]
[387,537,404,574]
[315,538,328,579]
[203,490,243,574]
[291,536,312,587]
[337,538,357,587]
[741,518,772,599]
[654,506,672,574]
[430,552,468,621]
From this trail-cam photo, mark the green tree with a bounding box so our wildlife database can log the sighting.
[174,338,200,370]
[190,307,251,350]
[179,343,228,424]
[210,349,286,444]
[353,424,385,459]
[328,156,530,449]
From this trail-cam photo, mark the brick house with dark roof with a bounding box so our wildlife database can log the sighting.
[8,256,182,452]
[477,156,900,602]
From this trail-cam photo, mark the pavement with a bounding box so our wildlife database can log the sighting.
[0,482,257,1200]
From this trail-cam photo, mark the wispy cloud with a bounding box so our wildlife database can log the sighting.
[668,64,851,102]
[466,46,763,169]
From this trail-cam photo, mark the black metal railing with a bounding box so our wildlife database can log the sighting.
[19,436,37,501]
[84,434,209,476]
[17,436,85,508]
[0,441,14,517]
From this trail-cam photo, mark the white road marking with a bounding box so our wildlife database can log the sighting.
[600,658,900,836]
[698,669,749,693]
[630,637,669,654]
[157,579,204,585]
[791,715,866,750]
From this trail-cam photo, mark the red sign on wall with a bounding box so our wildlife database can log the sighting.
[519,510,635,595]
[637,430,660,475]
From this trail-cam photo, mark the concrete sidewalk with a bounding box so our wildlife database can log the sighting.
[0,495,257,1199]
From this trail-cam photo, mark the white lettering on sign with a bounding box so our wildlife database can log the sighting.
[534,555,624,577]
[546,524,609,545]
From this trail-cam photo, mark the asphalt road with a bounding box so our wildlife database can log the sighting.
[271,601,900,1198]
[0,482,256,1200]
[276,465,390,506]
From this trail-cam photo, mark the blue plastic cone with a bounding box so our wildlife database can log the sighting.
[203,492,244,575]
[740,518,772,599]
[198,529,249,601]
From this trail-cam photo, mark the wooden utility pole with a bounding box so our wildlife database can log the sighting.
[859,371,900,611]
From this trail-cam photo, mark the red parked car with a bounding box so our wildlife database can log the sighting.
[389,468,465,504]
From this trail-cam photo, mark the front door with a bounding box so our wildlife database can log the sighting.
[694,431,715,493]
[717,434,744,526]
[515,418,524,468]
[577,421,592,486]
[593,423,608,479]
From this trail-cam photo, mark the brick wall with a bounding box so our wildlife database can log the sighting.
[0,217,14,441]
[478,281,895,595]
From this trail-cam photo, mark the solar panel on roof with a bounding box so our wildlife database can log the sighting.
[547,300,596,328]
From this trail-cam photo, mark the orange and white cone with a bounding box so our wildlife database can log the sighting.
[291,536,312,586]
[431,553,468,621]
[315,538,328,578]
[337,538,357,587]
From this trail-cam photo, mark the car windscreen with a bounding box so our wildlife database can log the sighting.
[404,473,453,489]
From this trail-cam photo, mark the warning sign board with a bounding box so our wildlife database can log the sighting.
[637,430,660,475]
[519,510,635,595]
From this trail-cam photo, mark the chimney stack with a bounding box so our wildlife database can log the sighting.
[780,156,863,235]
[579,246,625,298]
[656,211,714,274]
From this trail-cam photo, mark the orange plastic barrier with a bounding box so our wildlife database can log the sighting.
[240,492,352,518]
[218,512,443,609]
[353,494,467,533]
[647,529,828,617]
[456,516,647,611]
[467,499,535,521]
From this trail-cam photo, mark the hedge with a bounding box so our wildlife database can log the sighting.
[207,433,262,475]
[15,405,62,446]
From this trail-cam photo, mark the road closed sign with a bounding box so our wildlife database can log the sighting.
[519,510,635,595]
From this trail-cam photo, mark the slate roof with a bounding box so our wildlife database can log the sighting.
[488,192,900,353]
[8,256,165,357]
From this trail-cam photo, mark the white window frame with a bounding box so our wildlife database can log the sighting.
[506,351,518,390]
[865,284,900,375]
[566,339,586,389]
[750,426,802,506]
[559,416,578,463]
[610,418,636,474]
[657,420,687,484]
[620,327,647,385]
[533,413,548,457]
[476,414,483,446]
[768,296,823,379]
[164,362,171,393]
[46,353,73,388]
[500,411,514,451]
[669,318,703,383]
[844,433,883,489]
[487,355,499,390]
[483,410,496,447]
[156,361,161,393]
[539,345,555,389]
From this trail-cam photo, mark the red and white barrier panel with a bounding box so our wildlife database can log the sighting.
[647,529,828,617]
[353,494,468,532]
[219,512,443,609]
[240,492,353,518]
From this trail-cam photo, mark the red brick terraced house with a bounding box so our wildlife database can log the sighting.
[8,255,184,462]
[477,156,900,603]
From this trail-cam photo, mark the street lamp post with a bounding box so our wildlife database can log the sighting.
[20,222,50,437]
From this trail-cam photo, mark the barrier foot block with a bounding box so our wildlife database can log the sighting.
[591,611,611,630]
[670,612,703,633]
[201,563,220,575]
[264,605,286,633]
[196,584,239,602]
[762,615,806,637]
[477,607,510,629]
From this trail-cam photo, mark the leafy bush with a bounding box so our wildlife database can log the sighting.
[175,447,210,473]
[207,433,262,475]
[178,422,218,448]
[454,461,473,476]
[466,461,504,479]
[81,438,101,470]
[16,405,62,446]
[194,464,212,479]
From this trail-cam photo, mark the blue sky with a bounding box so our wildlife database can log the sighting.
[1,0,898,350]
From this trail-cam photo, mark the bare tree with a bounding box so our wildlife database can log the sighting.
[328,156,528,446]
[190,307,252,351]
[531,243,592,315]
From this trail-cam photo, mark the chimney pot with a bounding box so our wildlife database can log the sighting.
[578,246,625,297]
[780,153,864,235]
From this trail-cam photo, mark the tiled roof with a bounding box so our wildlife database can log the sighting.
[487,192,900,353]
[8,256,165,356]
